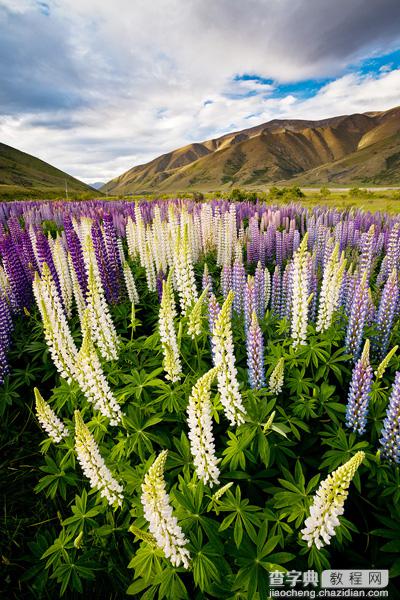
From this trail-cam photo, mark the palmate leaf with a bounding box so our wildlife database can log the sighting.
[233,521,295,600]
[216,485,262,548]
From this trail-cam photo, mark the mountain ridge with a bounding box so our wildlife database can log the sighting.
[0,143,97,198]
[103,106,400,193]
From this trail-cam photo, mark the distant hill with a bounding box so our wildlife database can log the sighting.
[103,106,400,193]
[89,181,106,190]
[0,143,97,199]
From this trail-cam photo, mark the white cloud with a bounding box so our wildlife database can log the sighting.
[0,0,399,181]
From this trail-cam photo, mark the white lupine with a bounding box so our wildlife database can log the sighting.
[159,276,182,382]
[75,310,122,425]
[301,451,365,549]
[82,233,119,362]
[33,264,78,381]
[187,367,220,486]
[35,388,68,443]
[74,410,123,507]
[141,450,191,568]
[51,237,73,317]
[187,285,209,338]
[212,291,246,426]
[316,243,347,332]
[174,224,198,315]
[291,233,310,348]
[269,358,284,394]
[122,261,139,304]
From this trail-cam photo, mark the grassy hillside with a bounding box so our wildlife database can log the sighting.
[103,106,400,194]
[0,143,98,199]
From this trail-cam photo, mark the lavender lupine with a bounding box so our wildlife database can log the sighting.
[202,263,213,294]
[232,259,246,314]
[373,269,399,359]
[254,261,265,320]
[0,294,13,383]
[102,213,123,302]
[246,311,265,390]
[0,236,32,311]
[345,340,373,435]
[271,265,281,316]
[64,217,87,296]
[244,276,255,334]
[380,371,400,463]
[221,264,232,300]
[345,272,369,359]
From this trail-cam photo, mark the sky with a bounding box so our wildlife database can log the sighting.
[0,0,400,184]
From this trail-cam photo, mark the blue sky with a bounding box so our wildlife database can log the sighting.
[0,0,399,182]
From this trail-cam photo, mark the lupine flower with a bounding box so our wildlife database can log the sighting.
[316,243,346,332]
[34,388,68,443]
[345,340,373,435]
[83,233,119,362]
[271,265,281,316]
[244,276,255,334]
[187,286,209,338]
[187,366,220,486]
[264,268,271,310]
[0,293,13,383]
[202,263,213,294]
[373,269,398,359]
[291,234,310,348]
[33,264,78,381]
[174,225,198,315]
[301,451,365,549]
[246,311,265,390]
[269,358,284,395]
[345,272,369,359]
[74,410,123,507]
[122,261,139,304]
[159,276,182,382]
[254,261,265,319]
[375,345,398,380]
[75,310,122,425]
[141,450,191,568]
[232,259,246,314]
[221,264,232,299]
[380,371,400,463]
[212,291,246,425]
[51,237,73,318]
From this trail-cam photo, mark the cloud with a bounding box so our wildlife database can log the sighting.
[0,0,399,181]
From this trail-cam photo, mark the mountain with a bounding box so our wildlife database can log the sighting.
[0,143,97,199]
[103,106,400,194]
[89,181,106,190]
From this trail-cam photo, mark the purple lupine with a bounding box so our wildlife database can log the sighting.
[244,276,255,333]
[92,221,115,303]
[232,259,246,314]
[373,269,399,358]
[359,225,375,280]
[345,340,373,435]
[345,273,369,359]
[102,213,123,301]
[0,237,32,311]
[156,269,166,302]
[380,370,400,463]
[202,263,213,294]
[35,230,61,298]
[221,264,232,300]
[281,263,293,320]
[246,311,265,389]
[254,261,265,320]
[271,265,281,316]
[64,217,87,296]
[0,294,13,383]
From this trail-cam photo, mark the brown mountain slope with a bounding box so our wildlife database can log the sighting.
[103,106,400,193]
[0,143,96,198]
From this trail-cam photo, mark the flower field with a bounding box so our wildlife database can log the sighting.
[1,199,400,598]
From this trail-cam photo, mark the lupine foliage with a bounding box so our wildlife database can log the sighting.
[1,199,400,598]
